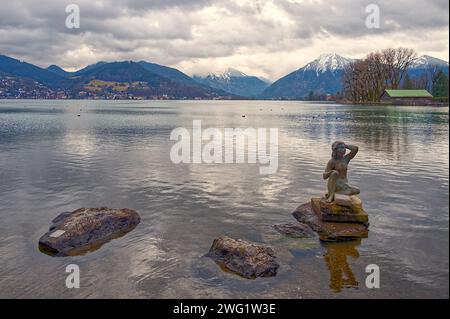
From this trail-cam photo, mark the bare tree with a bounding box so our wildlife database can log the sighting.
[343,48,418,102]
[366,52,389,101]
[382,48,417,89]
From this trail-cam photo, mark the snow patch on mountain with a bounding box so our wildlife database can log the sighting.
[412,55,449,68]
[207,68,249,81]
[303,53,354,74]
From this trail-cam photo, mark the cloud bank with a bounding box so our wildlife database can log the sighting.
[0,0,448,80]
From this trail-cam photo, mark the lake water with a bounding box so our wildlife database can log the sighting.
[0,100,448,298]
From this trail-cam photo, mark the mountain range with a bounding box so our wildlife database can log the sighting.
[193,68,270,98]
[260,53,354,99]
[259,53,449,99]
[0,55,236,99]
[408,55,450,78]
[1,53,448,100]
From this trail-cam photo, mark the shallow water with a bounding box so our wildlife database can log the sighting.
[0,100,448,298]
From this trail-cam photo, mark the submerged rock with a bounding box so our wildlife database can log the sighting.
[39,207,140,257]
[292,203,322,232]
[273,222,316,238]
[293,202,368,242]
[207,236,279,279]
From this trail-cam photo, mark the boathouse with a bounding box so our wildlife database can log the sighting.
[380,89,433,105]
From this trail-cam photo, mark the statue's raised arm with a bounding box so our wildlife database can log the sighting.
[344,144,358,162]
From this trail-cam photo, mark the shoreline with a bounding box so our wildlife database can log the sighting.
[335,100,449,107]
[0,98,449,107]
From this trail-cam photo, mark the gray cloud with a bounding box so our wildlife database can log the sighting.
[0,0,448,80]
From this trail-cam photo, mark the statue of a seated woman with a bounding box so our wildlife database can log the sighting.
[323,141,360,202]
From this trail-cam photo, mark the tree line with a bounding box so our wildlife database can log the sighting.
[342,48,449,103]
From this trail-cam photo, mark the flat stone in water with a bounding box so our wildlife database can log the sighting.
[312,197,369,225]
[293,202,369,242]
[207,236,279,279]
[38,207,141,257]
[273,222,316,238]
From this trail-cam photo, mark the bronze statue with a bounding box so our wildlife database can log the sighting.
[323,141,360,202]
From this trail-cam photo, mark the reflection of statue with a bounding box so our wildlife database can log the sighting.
[323,141,360,202]
[322,239,361,293]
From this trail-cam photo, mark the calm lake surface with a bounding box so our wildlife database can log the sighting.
[0,100,448,298]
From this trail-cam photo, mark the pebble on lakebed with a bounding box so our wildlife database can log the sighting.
[207,236,279,279]
[38,207,140,257]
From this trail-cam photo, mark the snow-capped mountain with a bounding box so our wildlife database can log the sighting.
[193,68,269,98]
[259,53,353,99]
[412,55,449,69]
[408,55,449,80]
[303,53,354,74]
[209,68,249,79]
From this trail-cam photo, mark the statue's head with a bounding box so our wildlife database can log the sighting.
[331,141,346,159]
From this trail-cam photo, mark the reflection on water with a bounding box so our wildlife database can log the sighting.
[0,100,448,298]
[322,239,361,293]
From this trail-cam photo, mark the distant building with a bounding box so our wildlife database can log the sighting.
[380,89,433,105]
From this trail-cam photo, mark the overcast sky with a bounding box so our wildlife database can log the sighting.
[0,0,448,80]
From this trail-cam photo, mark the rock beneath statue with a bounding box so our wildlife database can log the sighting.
[273,222,316,238]
[292,202,368,242]
[333,194,361,207]
[207,236,279,279]
[312,196,369,225]
[39,207,141,257]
